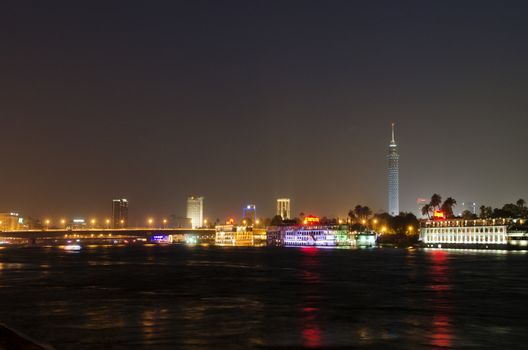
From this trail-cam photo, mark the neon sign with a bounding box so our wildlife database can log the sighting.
[303,216,320,225]
[433,210,445,220]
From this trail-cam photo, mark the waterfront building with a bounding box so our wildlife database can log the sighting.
[71,218,87,229]
[242,204,257,223]
[112,199,129,228]
[187,196,204,228]
[0,212,21,231]
[388,123,399,216]
[419,217,528,249]
[277,198,291,220]
[215,224,255,246]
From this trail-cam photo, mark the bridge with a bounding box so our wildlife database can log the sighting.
[0,228,217,245]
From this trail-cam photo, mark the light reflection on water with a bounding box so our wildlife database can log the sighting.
[429,250,453,348]
[0,246,526,349]
[300,247,322,348]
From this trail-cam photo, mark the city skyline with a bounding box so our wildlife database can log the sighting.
[2,3,528,349]
[1,1,528,219]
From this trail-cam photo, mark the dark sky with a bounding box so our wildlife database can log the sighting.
[1,1,528,223]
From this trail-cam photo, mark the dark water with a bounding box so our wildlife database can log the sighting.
[0,245,527,349]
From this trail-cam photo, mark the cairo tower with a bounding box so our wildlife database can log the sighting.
[388,123,399,216]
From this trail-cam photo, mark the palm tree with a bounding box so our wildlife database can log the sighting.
[430,194,442,210]
[441,197,457,218]
[353,205,372,221]
[362,206,372,219]
[353,205,363,219]
[347,210,356,223]
[421,204,432,219]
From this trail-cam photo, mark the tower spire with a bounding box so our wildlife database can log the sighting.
[391,122,395,143]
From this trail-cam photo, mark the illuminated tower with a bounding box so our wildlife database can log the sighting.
[187,196,204,228]
[112,199,128,228]
[276,198,291,219]
[388,123,399,216]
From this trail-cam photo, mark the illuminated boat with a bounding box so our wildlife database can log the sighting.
[215,224,255,246]
[355,231,377,247]
[419,217,528,250]
[279,216,352,247]
[63,244,82,251]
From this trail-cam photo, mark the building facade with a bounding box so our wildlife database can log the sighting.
[388,123,399,216]
[112,199,129,228]
[277,198,291,219]
[187,196,204,228]
[0,212,21,231]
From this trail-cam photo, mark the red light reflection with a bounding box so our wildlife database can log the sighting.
[429,250,453,347]
[300,247,322,347]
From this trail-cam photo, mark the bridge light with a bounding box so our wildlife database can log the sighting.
[61,219,66,225]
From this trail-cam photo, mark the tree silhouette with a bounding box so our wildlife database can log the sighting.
[421,204,432,219]
[430,194,442,210]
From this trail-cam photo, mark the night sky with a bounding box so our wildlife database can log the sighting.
[2,1,528,223]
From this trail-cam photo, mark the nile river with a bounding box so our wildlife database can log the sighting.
[0,245,527,349]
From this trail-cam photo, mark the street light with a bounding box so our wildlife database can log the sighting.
[408,225,414,234]
[148,218,153,227]
[90,219,96,228]
[255,219,260,226]
[120,219,125,228]
[203,219,208,227]
[163,219,168,228]
[373,219,378,225]
[381,226,387,233]
[105,219,111,228]
[45,219,50,229]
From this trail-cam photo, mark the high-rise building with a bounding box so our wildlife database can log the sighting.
[388,123,399,216]
[242,204,257,223]
[112,199,128,228]
[0,212,21,231]
[187,196,204,228]
[277,198,291,219]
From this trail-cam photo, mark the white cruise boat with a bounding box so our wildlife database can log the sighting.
[419,218,528,249]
